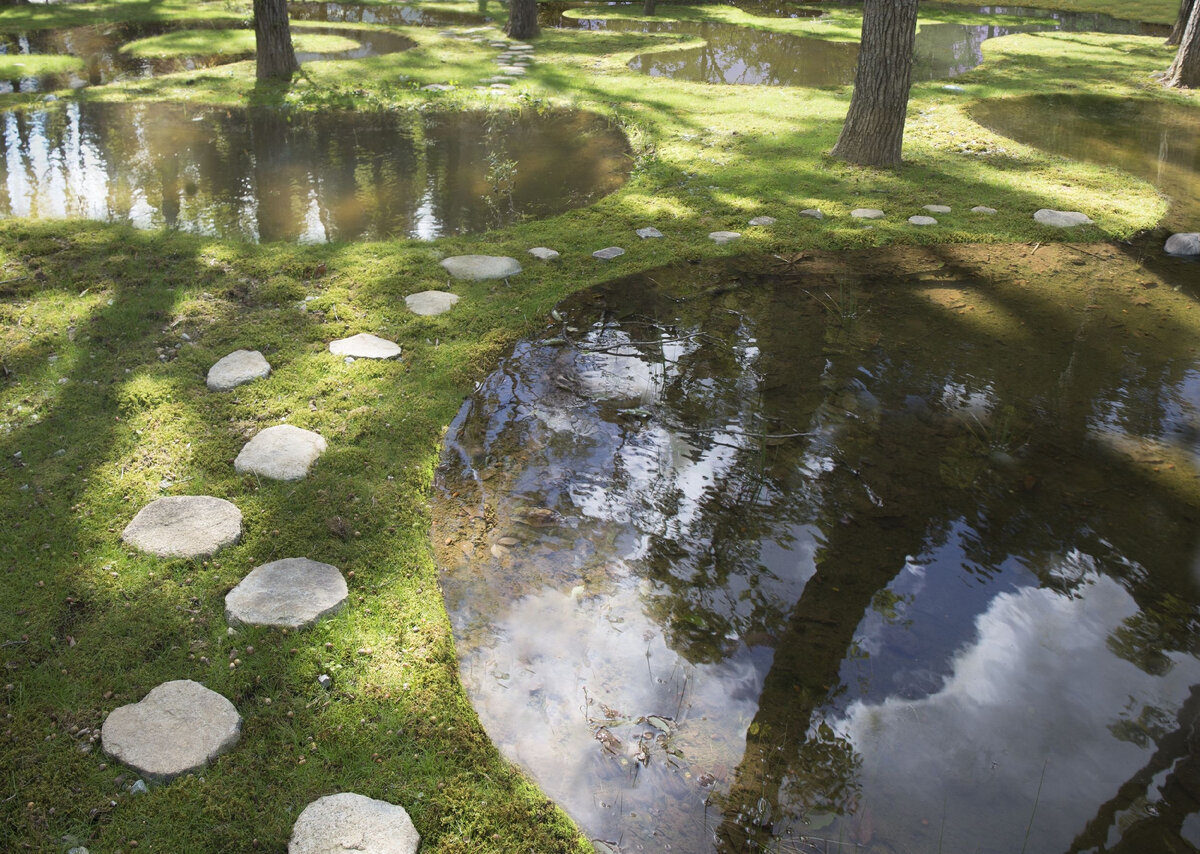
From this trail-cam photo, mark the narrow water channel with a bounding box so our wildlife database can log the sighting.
[436,244,1200,853]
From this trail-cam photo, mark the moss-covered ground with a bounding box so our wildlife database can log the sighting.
[0,0,1196,851]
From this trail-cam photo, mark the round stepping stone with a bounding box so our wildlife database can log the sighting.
[593,247,625,260]
[1034,209,1093,227]
[101,680,241,783]
[923,205,951,214]
[226,557,348,629]
[290,793,420,854]
[329,333,401,359]
[709,231,741,244]
[122,496,242,559]
[908,215,938,226]
[851,209,885,220]
[235,425,327,481]
[509,43,534,50]
[404,290,460,317]
[636,227,663,239]
[421,83,455,92]
[799,208,825,219]
[749,216,776,226]
[1165,232,1200,256]
[972,206,998,214]
[207,349,271,391]
[440,255,522,281]
[498,66,527,76]
[528,247,560,260]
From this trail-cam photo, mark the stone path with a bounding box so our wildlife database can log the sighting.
[235,425,327,481]
[226,558,348,629]
[207,350,270,391]
[289,793,420,854]
[122,495,242,559]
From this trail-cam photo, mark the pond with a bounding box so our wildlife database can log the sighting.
[0,103,632,242]
[972,94,1200,233]
[288,1,486,29]
[435,244,1200,853]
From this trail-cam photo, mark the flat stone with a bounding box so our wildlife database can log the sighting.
[440,255,522,281]
[481,76,510,84]
[1034,209,1093,227]
[636,227,663,239]
[207,350,271,391]
[923,205,951,214]
[497,66,527,76]
[593,247,625,260]
[851,209,885,220]
[943,84,966,93]
[748,216,776,226]
[404,291,460,317]
[489,83,512,90]
[908,215,938,226]
[1165,232,1200,256]
[101,680,241,783]
[799,208,825,219]
[709,231,741,244]
[421,84,455,92]
[226,558,348,629]
[235,425,327,481]
[972,206,998,214]
[289,793,420,854]
[122,496,242,559]
[528,247,560,260]
[509,43,534,51]
[329,333,401,359]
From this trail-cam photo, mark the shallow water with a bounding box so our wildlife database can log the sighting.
[0,102,631,242]
[289,1,485,29]
[436,244,1200,853]
[972,94,1200,232]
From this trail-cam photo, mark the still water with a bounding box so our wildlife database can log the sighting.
[436,244,1200,853]
[0,102,632,242]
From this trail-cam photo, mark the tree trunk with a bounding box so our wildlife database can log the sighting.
[830,0,919,168]
[643,0,658,15]
[253,0,300,81]
[505,0,540,40]
[1168,0,1196,46]
[1165,0,1200,87]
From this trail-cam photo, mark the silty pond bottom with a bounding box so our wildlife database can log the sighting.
[547,3,1166,86]
[0,102,632,243]
[435,243,1200,853]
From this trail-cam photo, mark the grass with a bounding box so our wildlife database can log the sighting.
[123,29,361,59]
[0,54,84,79]
[0,0,1196,852]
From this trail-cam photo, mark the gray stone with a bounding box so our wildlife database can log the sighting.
[923,205,951,214]
[509,43,534,51]
[528,247,560,260]
[129,779,148,795]
[317,674,333,690]
[972,206,998,214]
[799,208,825,219]
[289,793,420,854]
[421,83,455,92]
[404,291,460,317]
[67,848,89,854]
[440,255,522,281]
[497,66,527,76]
[1165,232,1200,256]
[207,350,271,391]
[943,84,966,93]
[122,496,242,559]
[329,333,401,359]
[101,680,241,783]
[636,227,664,239]
[709,231,742,244]
[226,558,348,629]
[1034,209,1093,227]
[851,209,885,220]
[908,215,938,226]
[748,216,776,226]
[235,425,327,481]
[593,247,625,260]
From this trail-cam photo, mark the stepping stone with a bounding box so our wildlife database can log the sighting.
[235,425,327,481]
[509,43,534,50]
[498,66,527,76]
[748,216,776,226]
[421,83,455,92]
[226,557,348,629]
[289,793,420,854]
[207,350,271,391]
[1165,232,1200,256]
[943,84,966,93]
[329,333,401,359]
[636,227,663,239]
[528,247,560,260]
[923,205,951,214]
[851,209,885,220]
[489,83,512,90]
[909,215,938,226]
[709,231,741,244]
[405,290,460,317]
[101,680,241,783]
[1034,209,1093,227]
[481,76,510,84]
[593,247,625,260]
[122,496,242,559]
[972,206,998,214]
[440,255,522,281]
[799,208,825,219]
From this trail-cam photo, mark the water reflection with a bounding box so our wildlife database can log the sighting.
[436,246,1200,852]
[0,102,632,242]
[289,1,485,28]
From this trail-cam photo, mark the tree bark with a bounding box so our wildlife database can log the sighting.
[643,0,658,15]
[1168,0,1196,46]
[505,0,540,40]
[830,0,919,168]
[253,0,300,81]
[1165,0,1200,87]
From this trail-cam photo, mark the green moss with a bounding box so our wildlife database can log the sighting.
[123,28,360,59]
[0,53,84,79]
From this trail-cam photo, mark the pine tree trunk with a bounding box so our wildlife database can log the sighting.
[505,0,540,40]
[1165,0,1200,87]
[830,0,919,168]
[254,0,300,81]
[1168,0,1196,46]
[643,0,658,15]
